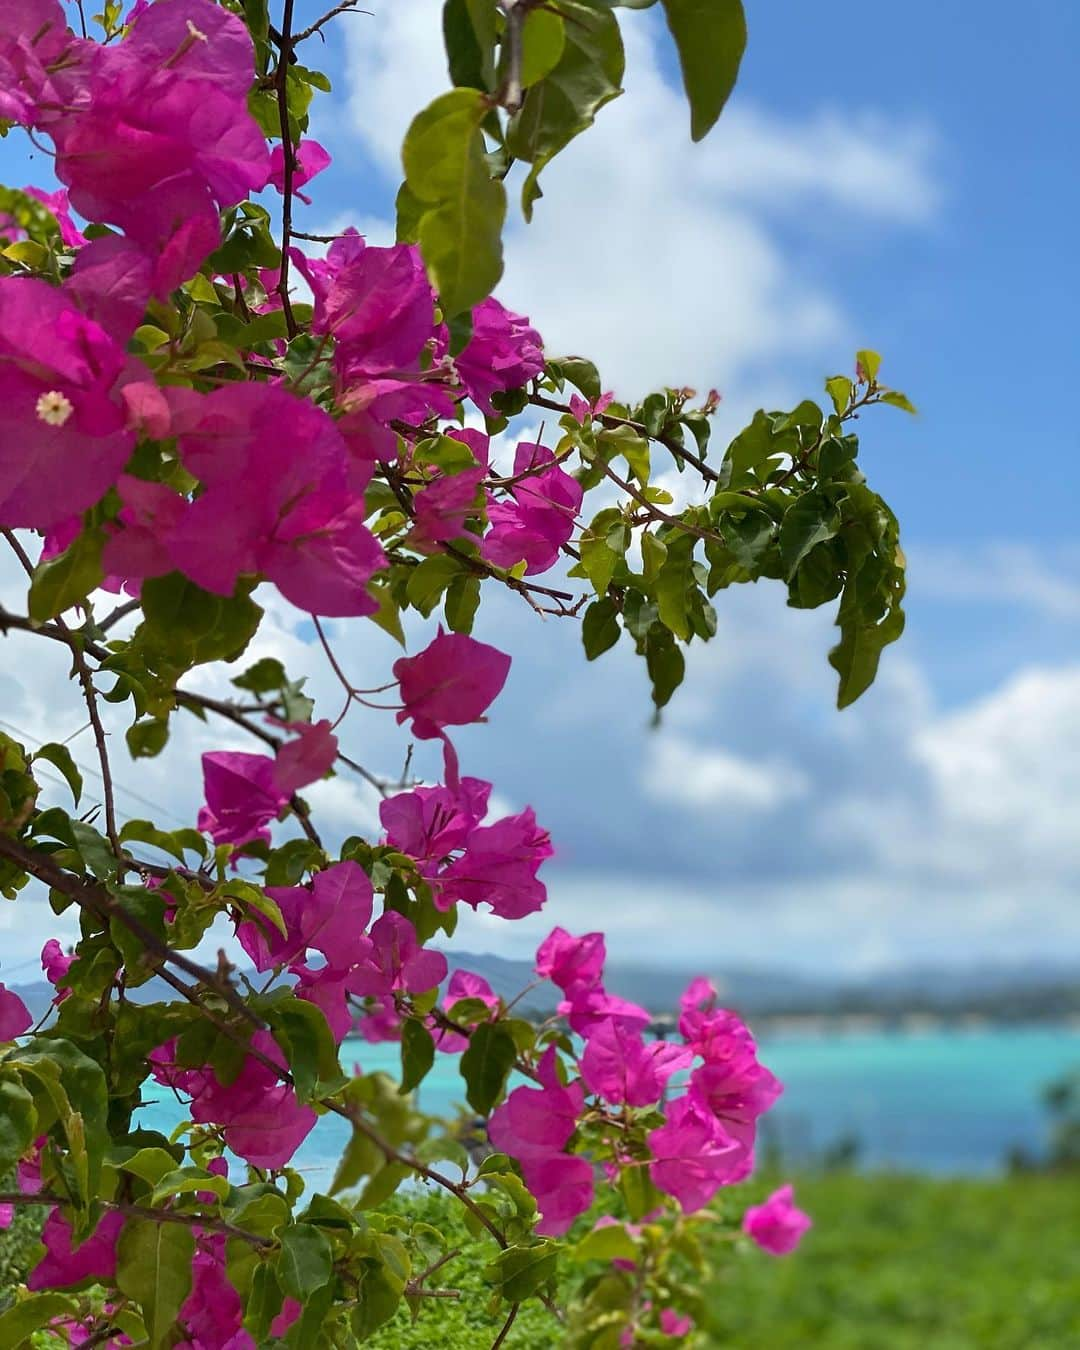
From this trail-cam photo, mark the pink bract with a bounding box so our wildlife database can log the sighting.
[742,1183,812,1255]
[0,984,31,1039]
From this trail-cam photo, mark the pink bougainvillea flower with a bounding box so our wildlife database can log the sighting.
[354,992,402,1043]
[409,467,485,550]
[522,1152,594,1238]
[679,975,718,1017]
[269,718,339,796]
[437,807,552,919]
[165,384,386,616]
[236,860,373,973]
[100,475,186,589]
[380,777,490,878]
[151,1030,316,1170]
[0,0,77,127]
[648,1092,741,1213]
[482,443,583,576]
[347,911,448,998]
[394,629,511,740]
[568,390,615,426]
[535,927,605,997]
[489,1047,584,1158]
[67,236,152,342]
[0,984,32,1039]
[297,235,435,377]
[175,1233,249,1349]
[22,186,85,248]
[580,1018,671,1108]
[197,751,282,847]
[455,297,544,415]
[0,277,134,530]
[269,139,332,204]
[742,1184,812,1255]
[659,1308,694,1337]
[27,1209,125,1290]
[198,721,338,846]
[558,985,651,1040]
[41,939,73,1003]
[291,963,355,1045]
[0,1203,11,1230]
[432,969,499,1053]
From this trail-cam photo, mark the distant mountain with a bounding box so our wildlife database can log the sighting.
[10,953,1077,1025]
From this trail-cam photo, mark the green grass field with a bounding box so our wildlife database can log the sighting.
[5,1172,1079,1347]
[365,1174,1080,1349]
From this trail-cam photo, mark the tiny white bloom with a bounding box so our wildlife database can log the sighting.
[35,390,74,428]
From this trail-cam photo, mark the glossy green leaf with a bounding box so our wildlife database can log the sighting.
[400,1019,436,1095]
[487,1240,559,1302]
[32,742,82,806]
[779,491,840,580]
[0,1075,36,1174]
[460,1020,516,1115]
[507,0,624,220]
[660,0,746,141]
[582,597,621,659]
[0,1294,81,1348]
[402,88,506,316]
[28,527,104,622]
[278,1224,333,1299]
[116,1218,194,1349]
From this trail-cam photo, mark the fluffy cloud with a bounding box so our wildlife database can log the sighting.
[644,736,807,813]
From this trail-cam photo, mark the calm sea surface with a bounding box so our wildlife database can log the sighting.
[136,1025,1080,1186]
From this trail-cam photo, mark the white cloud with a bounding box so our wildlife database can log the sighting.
[342,3,939,400]
[644,735,807,813]
[914,541,1080,619]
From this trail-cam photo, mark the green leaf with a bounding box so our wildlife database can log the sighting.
[442,0,497,90]
[487,1240,559,1302]
[278,1224,333,1299]
[28,527,105,621]
[357,1160,412,1210]
[578,507,628,595]
[444,574,482,633]
[645,626,685,711]
[660,0,746,142]
[881,389,918,414]
[32,743,82,806]
[330,1127,381,1196]
[406,554,462,616]
[0,1074,36,1174]
[137,574,262,671]
[574,1223,638,1264]
[402,88,507,316]
[119,818,207,863]
[232,657,286,694]
[582,597,621,660]
[16,1038,108,1206]
[655,534,696,640]
[856,348,882,382]
[516,8,567,89]
[0,1294,81,1348]
[400,1019,436,1095]
[125,717,169,760]
[116,1218,194,1349]
[460,1021,516,1115]
[779,491,841,580]
[507,0,625,220]
[829,603,906,709]
[265,997,343,1103]
[620,1164,663,1221]
[824,374,853,416]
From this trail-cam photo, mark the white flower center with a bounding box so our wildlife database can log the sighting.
[35,390,74,427]
[186,20,208,42]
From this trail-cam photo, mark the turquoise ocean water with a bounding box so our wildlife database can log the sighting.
[136,1024,1080,1188]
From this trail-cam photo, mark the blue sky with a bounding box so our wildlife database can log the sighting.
[1,0,1078,979]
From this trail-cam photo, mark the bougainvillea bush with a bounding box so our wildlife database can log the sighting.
[0,0,912,1345]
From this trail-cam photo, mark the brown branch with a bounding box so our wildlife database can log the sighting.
[491,1302,520,1349]
[0,1192,272,1247]
[274,0,299,339]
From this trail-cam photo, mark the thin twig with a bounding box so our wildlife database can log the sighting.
[491,1302,520,1349]
[293,0,370,45]
[0,1192,272,1247]
[274,0,299,338]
